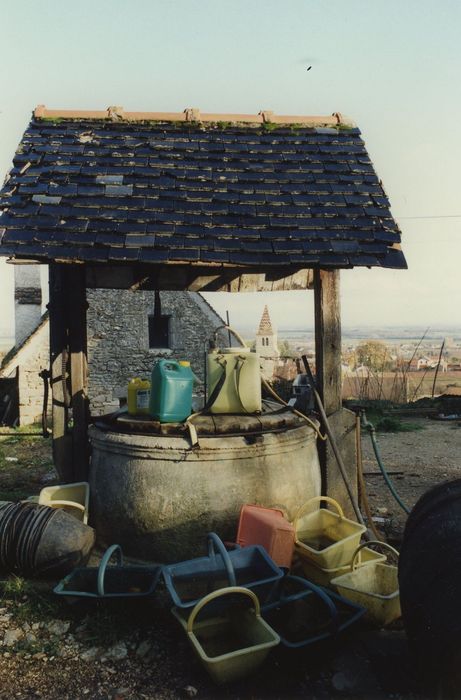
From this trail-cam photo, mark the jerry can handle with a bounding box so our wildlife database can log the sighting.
[161,359,180,372]
[293,496,344,531]
[187,586,260,634]
[97,544,123,596]
[351,540,399,571]
[207,532,237,586]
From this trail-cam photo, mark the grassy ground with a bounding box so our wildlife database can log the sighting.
[0,426,55,501]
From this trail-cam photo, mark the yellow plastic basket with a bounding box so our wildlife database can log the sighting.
[330,541,400,626]
[173,587,280,684]
[296,545,386,587]
[38,482,89,524]
[293,496,366,570]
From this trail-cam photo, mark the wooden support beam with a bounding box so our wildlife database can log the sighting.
[67,267,90,481]
[84,264,314,292]
[314,269,342,415]
[48,265,72,481]
[48,264,89,482]
[313,269,358,517]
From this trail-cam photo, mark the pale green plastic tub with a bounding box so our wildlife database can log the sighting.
[296,545,386,587]
[331,541,401,626]
[294,496,366,570]
[172,586,279,684]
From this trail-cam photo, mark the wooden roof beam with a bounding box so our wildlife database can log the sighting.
[33,105,354,127]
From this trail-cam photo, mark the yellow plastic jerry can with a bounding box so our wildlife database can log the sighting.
[207,348,262,414]
[127,378,151,416]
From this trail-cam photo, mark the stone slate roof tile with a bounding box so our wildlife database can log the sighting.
[0,113,406,270]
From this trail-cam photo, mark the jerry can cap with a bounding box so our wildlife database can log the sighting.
[179,360,190,367]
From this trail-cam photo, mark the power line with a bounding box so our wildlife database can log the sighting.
[397,215,461,220]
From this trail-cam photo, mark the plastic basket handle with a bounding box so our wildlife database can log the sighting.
[48,500,86,512]
[207,532,237,586]
[351,540,399,571]
[97,544,123,596]
[293,496,344,531]
[187,586,260,634]
[275,575,339,634]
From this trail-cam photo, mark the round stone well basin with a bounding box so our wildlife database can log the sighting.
[89,403,321,562]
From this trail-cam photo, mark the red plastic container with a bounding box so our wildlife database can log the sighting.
[236,504,295,569]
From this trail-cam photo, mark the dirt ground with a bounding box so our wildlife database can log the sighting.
[0,418,460,700]
[360,416,461,535]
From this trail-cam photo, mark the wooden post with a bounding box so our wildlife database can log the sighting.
[67,267,90,481]
[48,264,71,481]
[314,269,342,415]
[48,264,89,482]
[314,269,357,515]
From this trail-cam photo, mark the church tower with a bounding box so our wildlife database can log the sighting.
[255,305,280,378]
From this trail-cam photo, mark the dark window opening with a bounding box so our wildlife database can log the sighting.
[148,315,171,349]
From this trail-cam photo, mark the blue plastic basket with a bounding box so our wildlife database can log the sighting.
[54,544,162,599]
[163,532,284,609]
[261,575,366,649]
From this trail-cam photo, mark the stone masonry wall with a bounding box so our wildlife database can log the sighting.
[1,319,50,426]
[87,290,230,415]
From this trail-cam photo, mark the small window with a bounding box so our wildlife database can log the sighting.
[148,314,171,349]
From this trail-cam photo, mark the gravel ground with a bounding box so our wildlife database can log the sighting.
[2,418,460,699]
[361,416,461,535]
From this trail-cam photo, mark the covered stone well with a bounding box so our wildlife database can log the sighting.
[0,105,407,548]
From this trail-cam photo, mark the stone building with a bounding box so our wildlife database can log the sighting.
[86,288,234,414]
[0,266,235,423]
[0,313,49,426]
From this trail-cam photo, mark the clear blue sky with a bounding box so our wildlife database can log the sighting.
[1,0,460,335]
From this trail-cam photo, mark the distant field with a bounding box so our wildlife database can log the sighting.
[343,369,461,403]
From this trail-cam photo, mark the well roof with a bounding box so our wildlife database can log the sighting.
[0,106,406,283]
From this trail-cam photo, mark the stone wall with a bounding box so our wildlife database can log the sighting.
[0,317,50,426]
[3,288,233,422]
[87,290,230,415]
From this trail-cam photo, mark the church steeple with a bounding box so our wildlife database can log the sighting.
[254,305,280,378]
[257,305,274,336]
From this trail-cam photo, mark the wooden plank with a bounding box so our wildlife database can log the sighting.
[85,264,314,292]
[314,269,342,416]
[49,265,90,482]
[48,264,73,481]
[85,266,141,289]
[67,267,90,481]
[186,275,222,291]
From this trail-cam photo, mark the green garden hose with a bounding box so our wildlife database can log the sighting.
[361,412,411,515]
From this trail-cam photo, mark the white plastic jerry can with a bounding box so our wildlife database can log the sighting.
[207,347,262,414]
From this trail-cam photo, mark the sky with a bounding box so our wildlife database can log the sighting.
[0,0,460,337]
